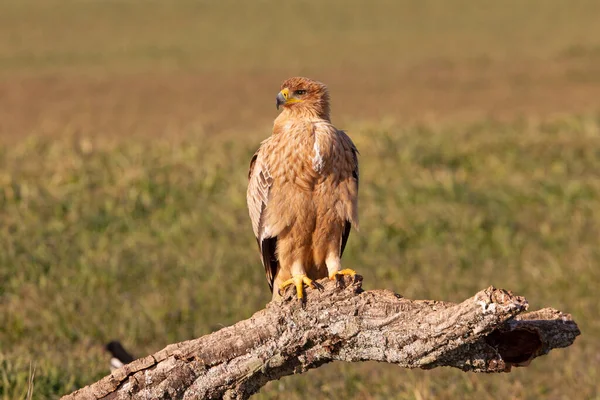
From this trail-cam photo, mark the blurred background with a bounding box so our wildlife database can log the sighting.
[1,1,599,399]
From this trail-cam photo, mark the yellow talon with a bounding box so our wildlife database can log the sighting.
[279,274,315,300]
[329,268,357,280]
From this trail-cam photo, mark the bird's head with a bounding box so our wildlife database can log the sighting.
[276,77,331,120]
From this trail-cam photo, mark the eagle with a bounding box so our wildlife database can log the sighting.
[247,77,359,301]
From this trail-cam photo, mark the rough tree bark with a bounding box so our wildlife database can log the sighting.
[62,276,580,400]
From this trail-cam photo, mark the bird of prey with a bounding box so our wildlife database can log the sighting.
[247,77,359,301]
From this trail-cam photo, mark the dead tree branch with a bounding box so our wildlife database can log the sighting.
[62,276,580,400]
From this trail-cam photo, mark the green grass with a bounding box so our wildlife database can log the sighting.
[1,117,599,399]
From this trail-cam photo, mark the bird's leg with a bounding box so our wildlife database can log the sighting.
[326,253,356,281]
[278,261,315,300]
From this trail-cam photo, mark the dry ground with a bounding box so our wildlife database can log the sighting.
[2,57,600,141]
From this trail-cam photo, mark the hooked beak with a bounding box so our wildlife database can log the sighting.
[276,88,289,110]
[276,93,286,110]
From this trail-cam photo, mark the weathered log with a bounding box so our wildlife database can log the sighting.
[62,275,580,400]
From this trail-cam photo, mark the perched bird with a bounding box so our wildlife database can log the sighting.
[247,77,359,301]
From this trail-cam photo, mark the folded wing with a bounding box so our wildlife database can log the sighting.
[247,147,278,291]
[338,129,359,257]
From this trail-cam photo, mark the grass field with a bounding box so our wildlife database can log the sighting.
[1,1,599,399]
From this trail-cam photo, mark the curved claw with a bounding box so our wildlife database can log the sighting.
[329,268,357,280]
[279,274,315,300]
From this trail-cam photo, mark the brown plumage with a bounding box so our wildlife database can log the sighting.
[247,77,359,301]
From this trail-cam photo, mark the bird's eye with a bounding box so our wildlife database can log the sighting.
[294,89,307,95]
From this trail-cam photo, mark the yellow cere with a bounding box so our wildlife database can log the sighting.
[279,88,303,104]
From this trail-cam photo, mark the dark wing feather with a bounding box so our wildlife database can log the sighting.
[340,221,352,257]
[260,237,278,292]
